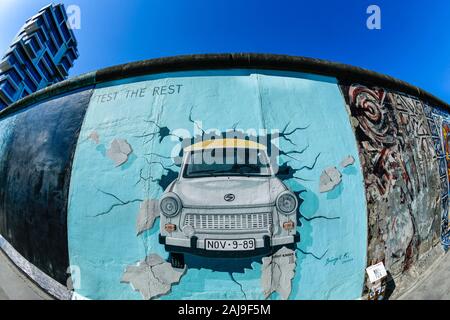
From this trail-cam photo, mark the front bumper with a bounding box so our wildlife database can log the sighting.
[159,232,300,258]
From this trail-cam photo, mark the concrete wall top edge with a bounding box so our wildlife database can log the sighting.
[1,53,448,119]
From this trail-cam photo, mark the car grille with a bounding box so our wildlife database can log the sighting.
[183,212,272,232]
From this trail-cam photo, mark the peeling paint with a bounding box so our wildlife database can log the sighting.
[261,247,296,300]
[121,254,185,300]
[106,139,133,166]
[136,199,160,235]
[340,155,355,168]
[88,131,100,144]
[319,167,342,193]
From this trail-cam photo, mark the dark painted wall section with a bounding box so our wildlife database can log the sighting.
[0,89,92,284]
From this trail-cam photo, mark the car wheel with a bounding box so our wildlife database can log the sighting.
[169,253,185,269]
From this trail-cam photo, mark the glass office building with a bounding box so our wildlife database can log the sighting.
[0,4,78,110]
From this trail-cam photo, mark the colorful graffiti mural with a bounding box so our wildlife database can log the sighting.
[442,120,450,243]
[0,59,448,300]
[442,122,450,177]
[425,105,450,246]
[340,85,443,277]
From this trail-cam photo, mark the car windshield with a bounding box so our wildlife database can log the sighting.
[183,147,272,178]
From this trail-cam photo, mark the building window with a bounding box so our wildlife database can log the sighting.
[24,59,42,83]
[21,88,30,98]
[6,53,18,66]
[38,60,52,81]
[47,37,57,56]
[0,80,17,98]
[67,49,76,61]
[55,6,64,23]
[8,68,22,84]
[22,73,37,92]
[30,36,41,52]
[60,23,71,42]
[60,56,71,70]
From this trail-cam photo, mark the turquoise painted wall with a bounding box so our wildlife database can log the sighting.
[67,70,367,300]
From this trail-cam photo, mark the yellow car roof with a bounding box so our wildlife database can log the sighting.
[184,138,267,152]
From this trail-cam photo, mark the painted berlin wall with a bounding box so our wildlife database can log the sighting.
[0,68,448,300]
[0,89,92,283]
[427,105,450,245]
[67,70,367,299]
[340,84,447,281]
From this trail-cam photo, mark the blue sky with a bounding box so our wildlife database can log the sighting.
[1,0,450,102]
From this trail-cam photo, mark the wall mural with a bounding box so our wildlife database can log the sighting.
[425,105,450,247]
[340,84,443,279]
[67,70,367,300]
[0,69,447,300]
[442,122,450,177]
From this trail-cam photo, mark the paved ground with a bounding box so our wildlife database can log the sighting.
[0,250,52,300]
[399,251,450,300]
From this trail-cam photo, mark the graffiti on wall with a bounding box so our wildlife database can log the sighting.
[442,120,450,244]
[442,122,450,177]
[425,105,450,246]
[341,84,443,278]
[0,89,92,283]
[67,70,367,300]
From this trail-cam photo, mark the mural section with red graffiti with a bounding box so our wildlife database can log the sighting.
[340,84,448,289]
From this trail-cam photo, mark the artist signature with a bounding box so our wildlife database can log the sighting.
[325,252,353,266]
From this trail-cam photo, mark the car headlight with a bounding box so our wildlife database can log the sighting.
[276,191,298,215]
[160,193,182,217]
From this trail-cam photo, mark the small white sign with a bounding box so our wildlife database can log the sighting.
[366,262,387,283]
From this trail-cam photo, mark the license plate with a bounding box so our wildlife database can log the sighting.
[205,239,256,251]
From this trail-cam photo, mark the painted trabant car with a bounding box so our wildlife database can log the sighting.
[159,138,300,268]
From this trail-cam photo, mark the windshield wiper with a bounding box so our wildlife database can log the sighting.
[188,165,267,177]
[187,169,218,176]
[188,169,237,177]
